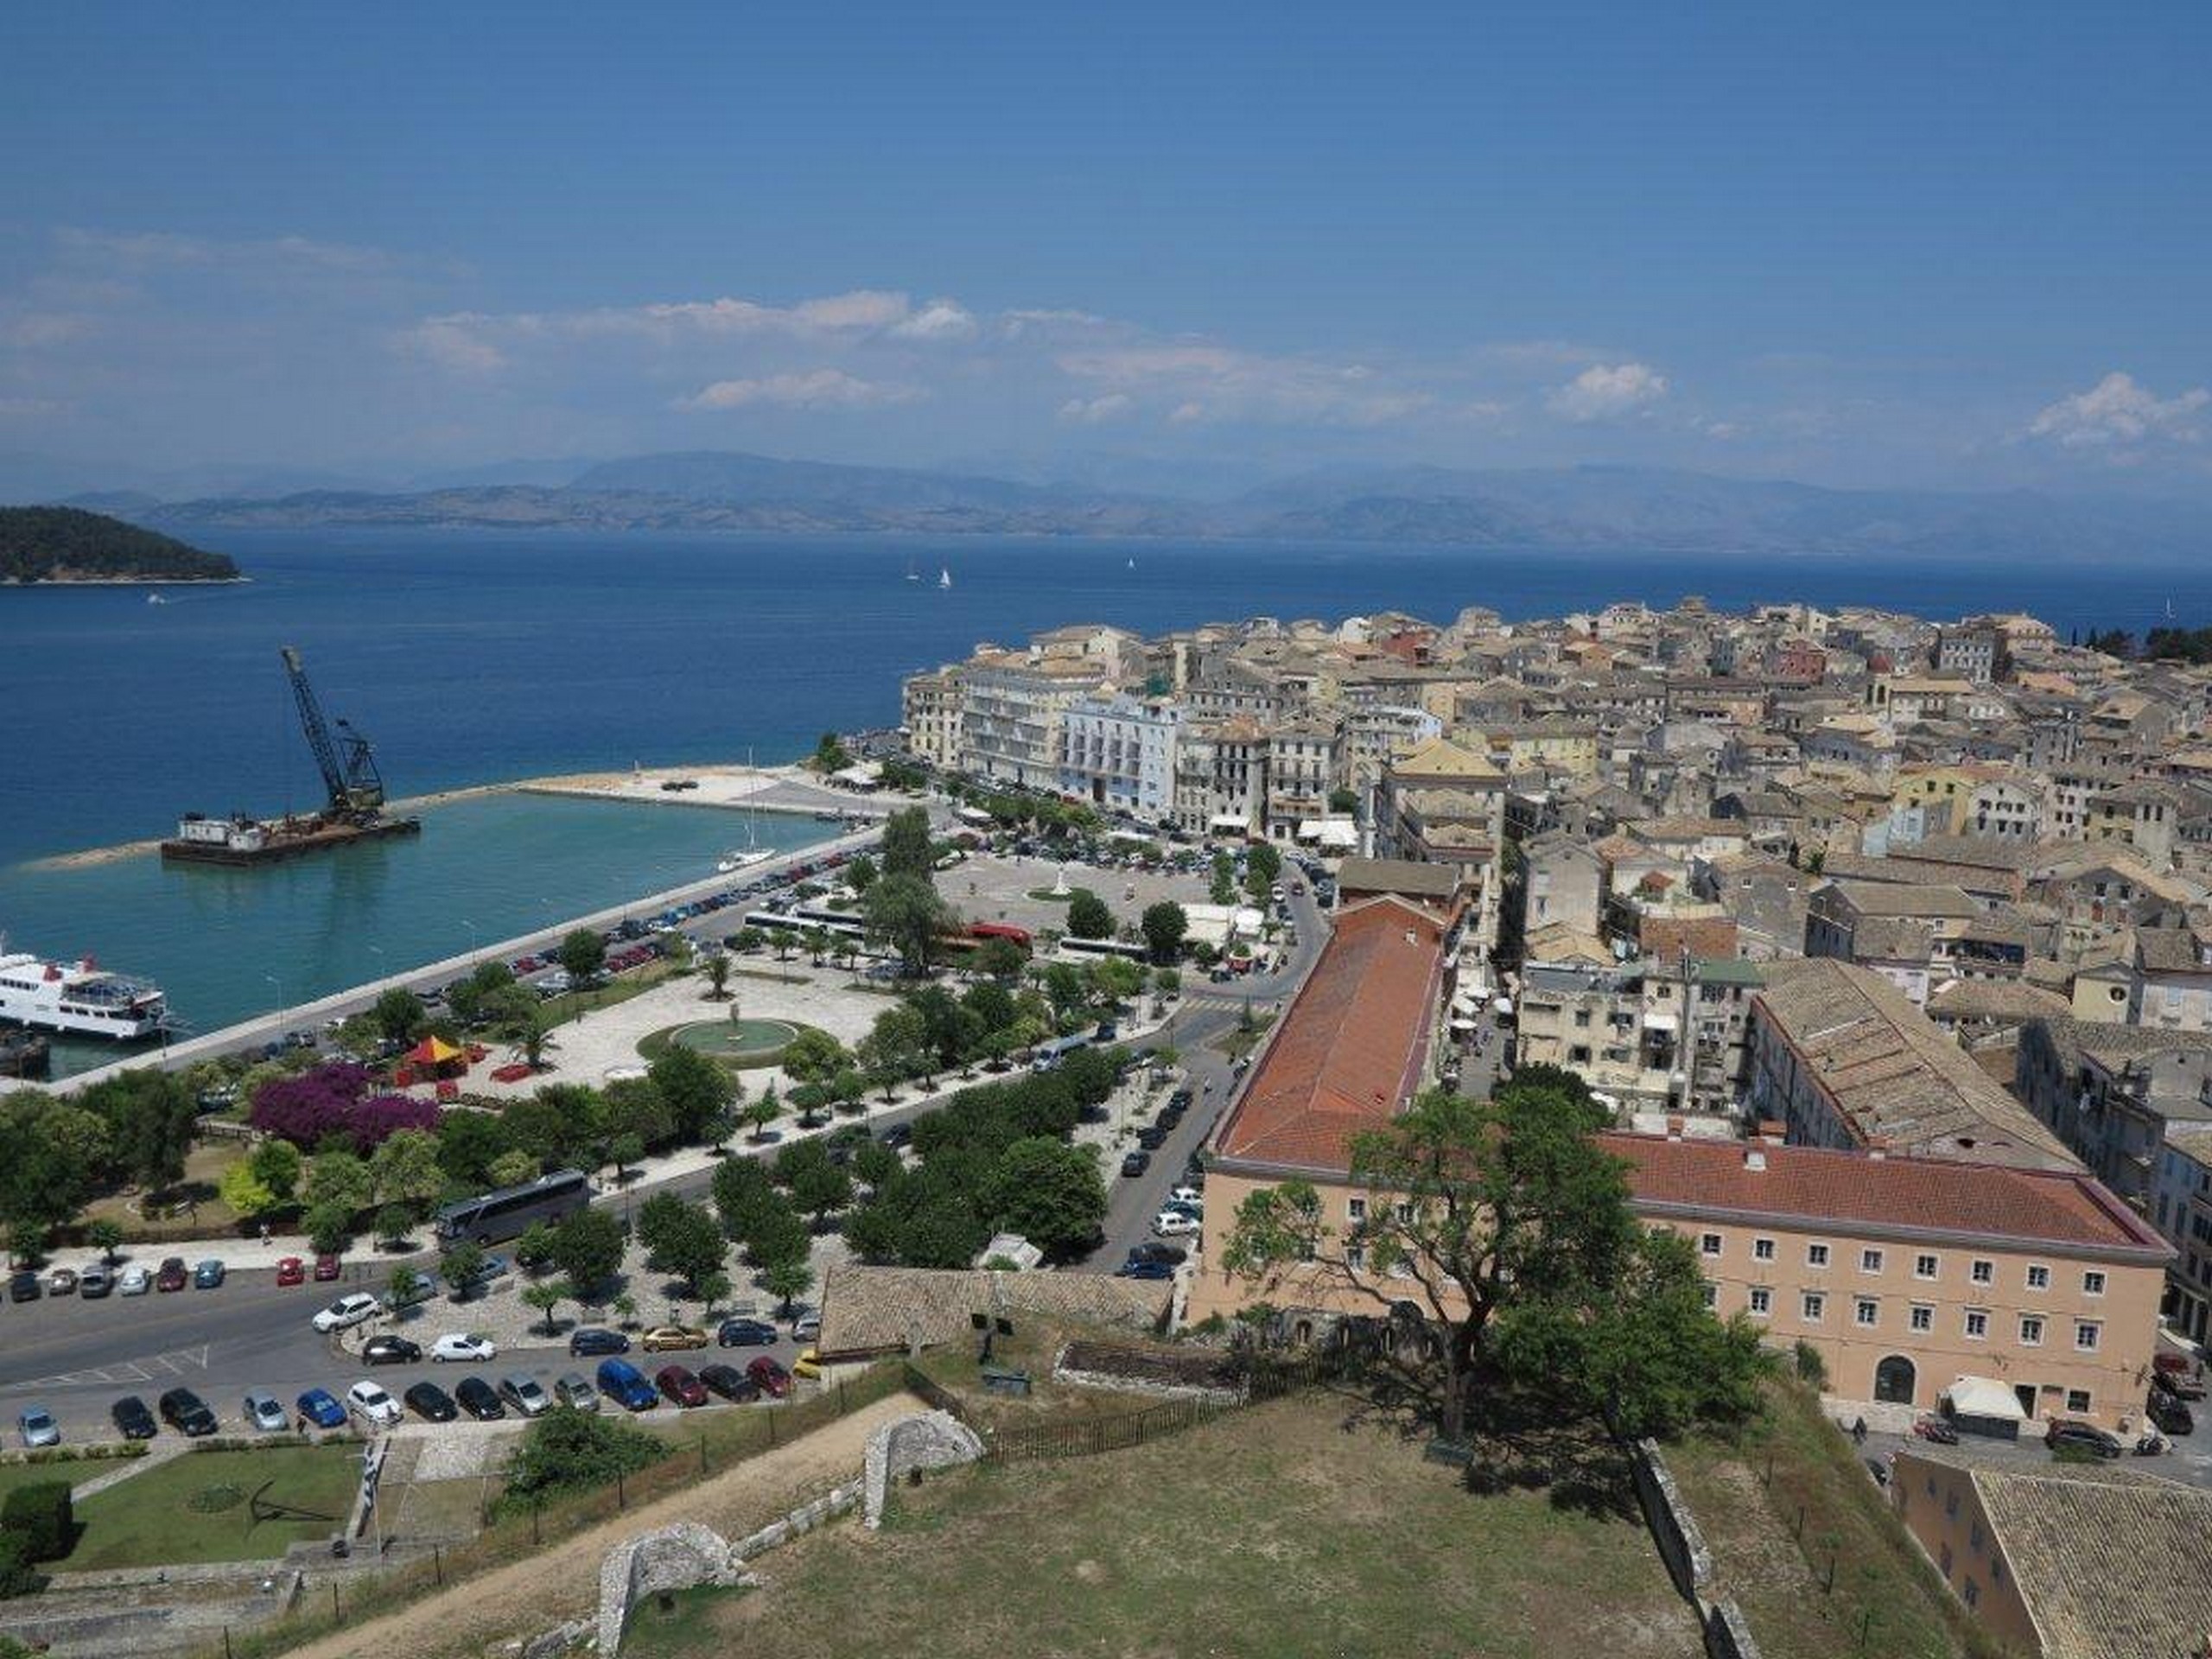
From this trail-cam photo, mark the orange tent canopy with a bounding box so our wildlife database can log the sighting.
[404,1035,465,1066]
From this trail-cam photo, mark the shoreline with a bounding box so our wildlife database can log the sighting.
[14,760,872,872]
[2,575,250,588]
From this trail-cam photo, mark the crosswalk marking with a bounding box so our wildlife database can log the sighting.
[5,1344,212,1392]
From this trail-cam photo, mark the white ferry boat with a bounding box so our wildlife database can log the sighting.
[0,950,170,1040]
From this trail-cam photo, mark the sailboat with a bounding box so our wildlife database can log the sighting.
[146,593,168,606]
[938,566,952,590]
[904,556,920,582]
[1126,557,1135,570]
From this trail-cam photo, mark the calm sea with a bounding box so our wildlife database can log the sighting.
[3,528,2207,1065]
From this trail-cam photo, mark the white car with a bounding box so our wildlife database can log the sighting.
[430,1332,497,1363]
[346,1381,402,1428]
[117,1264,152,1296]
[1166,1185,1205,1208]
[1153,1211,1202,1237]
[312,1292,383,1334]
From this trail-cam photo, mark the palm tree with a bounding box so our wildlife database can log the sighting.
[705,954,733,1001]
[518,1014,558,1073]
[804,926,832,968]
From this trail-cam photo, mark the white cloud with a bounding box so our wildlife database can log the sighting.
[397,315,506,373]
[1059,342,1430,427]
[1547,362,1669,422]
[1057,393,1133,425]
[2029,372,2208,450]
[679,369,924,411]
[891,298,977,341]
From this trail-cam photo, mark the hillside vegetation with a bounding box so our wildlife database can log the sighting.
[0,505,238,583]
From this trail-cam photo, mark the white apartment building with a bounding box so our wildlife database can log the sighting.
[957,658,1111,789]
[899,669,963,769]
[1057,695,1183,821]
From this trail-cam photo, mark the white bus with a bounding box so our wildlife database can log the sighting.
[1056,936,1150,964]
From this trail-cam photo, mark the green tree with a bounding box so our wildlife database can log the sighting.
[711,1156,780,1243]
[82,1069,198,1194]
[600,1075,673,1154]
[369,1128,446,1220]
[385,1262,426,1308]
[1243,840,1282,900]
[704,954,733,1000]
[775,1139,854,1224]
[499,1405,665,1514]
[988,1138,1108,1259]
[86,1218,125,1265]
[856,1004,931,1091]
[636,1194,727,1294]
[861,874,955,976]
[219,1159,283,1219]
[303,1150,372,1215]
[762,1255,815,1318]
[606,1132,647,1184]
[1065,887,1113,940]
[880,805,936,880]
[1209,849,1237,906]
[521,1277,569,1336]
[369,988,428,1046]
[375,1205,416,1249]
[973,935,1027,981]
[441,1238,486,1300]
[741,1091,784,1142]
[647,1044,735,1144]
[487,1147,541,1188]
[844,852,879,894]
[556,928,607,983]
[248,1137,303,1204]
[303,1201,353,1255]
[853,1139,902,1188]
[1153,967,1182,1000]
[779,1027,850,1084]
[1222,1084,1760,1442]
[1139,900,1189,964]
[548,1207,626,1298]
[812,730,854,772]
[1327,786,1359,815]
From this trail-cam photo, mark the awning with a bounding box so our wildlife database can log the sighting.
[1642,1012,1679,1032]
[404,1036,464,1066]
[1106,830,1152,844]
[1943,1376,2028,1422]
[1209,813,1250,831]
[1448,1017,1479,1033]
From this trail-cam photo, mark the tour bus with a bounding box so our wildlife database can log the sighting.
[435,1169,592,1246]
[1056,935,1150,964]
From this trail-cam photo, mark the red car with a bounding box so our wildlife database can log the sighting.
[745,1357,792,1399]
[155,1256,189,1293]
[313,1254,343,1282]
[274,1256,306,1287]
[655,1364,709,1408]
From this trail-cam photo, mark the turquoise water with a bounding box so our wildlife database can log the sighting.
[13,792,830,1076]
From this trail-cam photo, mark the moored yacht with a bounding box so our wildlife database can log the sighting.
[0,950,170,1040]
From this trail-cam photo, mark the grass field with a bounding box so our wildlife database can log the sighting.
[1669,1380,2002,1659]
[628,1391,1701,1659]
[64,1444,363,1571]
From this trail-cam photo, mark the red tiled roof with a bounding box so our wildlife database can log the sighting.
[1604,1132,2170,1258]
[1212,897,1450,1173]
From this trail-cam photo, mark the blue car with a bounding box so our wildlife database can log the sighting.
[594,1358,658,1413]
[716,1318,778,1348]
[1116,1262,1177,1281]
[296,1388,346,1430]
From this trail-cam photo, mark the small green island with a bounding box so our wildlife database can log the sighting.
[0,505,241,584]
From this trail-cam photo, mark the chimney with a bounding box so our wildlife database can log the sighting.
[1744,1147,1767,1172]
[1665,1116,1685,1141]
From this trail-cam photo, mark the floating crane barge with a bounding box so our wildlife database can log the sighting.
[161,646,422,866]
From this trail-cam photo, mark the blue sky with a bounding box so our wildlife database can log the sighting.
[2,3,2208,495]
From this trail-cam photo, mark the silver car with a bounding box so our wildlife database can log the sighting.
[553,1372,600,1413]
[17,1406,60,1449]
[243,1392,290,1433]
[499,1373,551,1417]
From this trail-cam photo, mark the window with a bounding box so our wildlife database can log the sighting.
[1970,1258,1994,1286]
[2075,1321,2101,1352]
[1748,1287,1772,1317]
[1807,1242,1830,1268]
[1855,1297,1878,1327]
[1395,1201,1414,1225]
[1753,1236,1777,1262]
[1573,1008,1592,1027]
[1700,1232,1723,1257]
[1969,1523,1983,1553]
[1802,1292,1826,1321]
[2066,1389,2092,1414]
[1860,1248,1885,1272]
[1346,1197,1366,1223]
[2025,1262,2049,1291]
[2083,1270,2107,1296]
[1992,1558,2005,1589]
[1914,1253,1938,1280]
[1910,1304,1934,1332]
[1701,1282,1717,1309]
[2019,1316,2044,1345]
[1964,1309,1989,1339]
[1963,1580,1980,1611]
[1344,1245,1365,1273]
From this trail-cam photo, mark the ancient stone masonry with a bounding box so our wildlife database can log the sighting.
[862,1410,985,1528]
[595,1522,744,1657]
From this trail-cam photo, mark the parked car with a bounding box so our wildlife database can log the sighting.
[746,1357,792,1398]
[454,1376,505,1421]
[274,1256,306,1287]
[2153,1353,2207,1400]
[1135,1126,1167,1152]
[1152,1211,1201,1237]
[159,1388,219,1436]
[1121,1151,1151,1178]
[553,1373,600,1413]
[499,1373,551,1417]
[77,1264,114,1299]
[404,1382,459,1423]
[1166,1185,1204,1207]
[346,1382,402,1428]
[640,1325,709,1353]
[193,1259,226,1289]
[430,1332,497,1363]
[312,1292,382,1333]
[2044,1418,2123,1459]
[363,1334,423,1366]
[790,1312,822,1343]
[716,1318,778,1348]
[655,1364,709,1408]
[1127,1243,1187,1268]
[8,1269,41,1302]
[595,1358,658,1413]
[313,1254,343,1282]
[569,1326,631,1357]
[156,1256,189,1293]
[791,1349,823,1380]
[296,1388,347,1430]
[699,1363,760,1403]
[117,1264,152,1296]
[17,1406,60,1449]
[2148,1392,2196,1436]
[111,1396,158,1440]
[44,1266,79,1295]
[1115,1261,1177,1281]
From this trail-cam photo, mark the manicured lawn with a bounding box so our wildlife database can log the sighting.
[1668,1380,2001,1659]
[0,1458,132,1507]
[65,1444,364,1570]
[632,1391,1701,1659]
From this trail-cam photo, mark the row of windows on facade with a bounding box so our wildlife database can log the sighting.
[1697,1232,2107,1296]
[1707,1281,2103,1351]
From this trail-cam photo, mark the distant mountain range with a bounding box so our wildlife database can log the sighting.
[12,450,2211,559]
